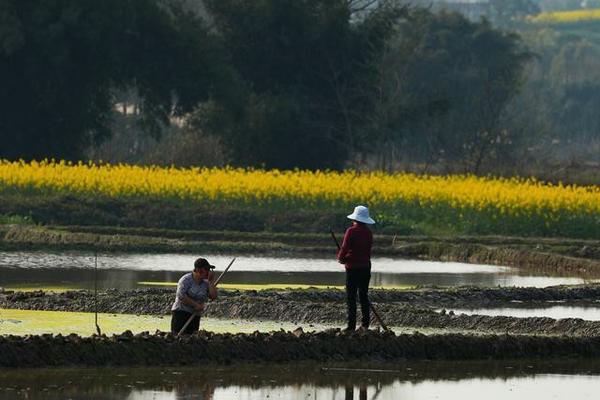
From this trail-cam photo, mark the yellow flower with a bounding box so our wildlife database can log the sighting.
[0,160,598,231]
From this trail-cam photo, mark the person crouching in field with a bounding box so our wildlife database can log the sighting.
[171,258,218,334]
[337,205,375,331]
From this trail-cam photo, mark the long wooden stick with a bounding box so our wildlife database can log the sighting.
[214,257,236,286]
[94,251,101,336]
[330,229,390,332]
[330,228,340,249]
[177,257,236,336]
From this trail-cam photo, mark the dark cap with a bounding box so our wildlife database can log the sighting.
[194,258,216,270]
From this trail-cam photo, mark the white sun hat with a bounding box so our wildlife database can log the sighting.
[347,205,376,225]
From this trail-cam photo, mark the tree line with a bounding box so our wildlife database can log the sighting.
[1,0,585,173]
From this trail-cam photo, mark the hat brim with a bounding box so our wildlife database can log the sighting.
[347,213,376,225]
[198,264,216,270]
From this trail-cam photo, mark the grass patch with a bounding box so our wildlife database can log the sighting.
[1,191,599,238]
[0,214,34,225]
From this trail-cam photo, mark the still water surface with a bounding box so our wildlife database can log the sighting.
[0,251,595,289]
[0,362,598,400]
[448,305,600,321]
[125,377,599,400]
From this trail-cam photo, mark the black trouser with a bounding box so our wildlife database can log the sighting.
[171,310,200,334]
[346,266,371,329]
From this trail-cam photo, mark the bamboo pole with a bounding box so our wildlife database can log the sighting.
[94,251,101,335]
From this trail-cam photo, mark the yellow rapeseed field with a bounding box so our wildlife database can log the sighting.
[530,8,600,23]
[0,160,598,223]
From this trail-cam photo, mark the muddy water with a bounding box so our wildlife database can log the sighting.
[0,251,594,290]
[0,362,599,400]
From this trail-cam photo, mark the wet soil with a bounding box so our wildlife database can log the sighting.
[4,286,600,311]
[3,286,600,336]
[2,329,600,368]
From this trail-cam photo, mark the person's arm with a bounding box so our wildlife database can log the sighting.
[337,229,352,264]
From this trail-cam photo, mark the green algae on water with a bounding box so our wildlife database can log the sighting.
[0,308,336,336]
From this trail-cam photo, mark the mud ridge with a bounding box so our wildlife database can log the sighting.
[2,330,600,368]
[237,286,600,307]
[4,287,600,336]
[4,286,600,313]
[207,299,600,336]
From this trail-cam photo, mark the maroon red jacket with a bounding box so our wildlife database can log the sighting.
[337,223,372,270]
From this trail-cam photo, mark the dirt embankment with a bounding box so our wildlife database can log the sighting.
[2,329,600,368]
[4,286,600,336]
[249,286,600,307]
[207,299,600,336]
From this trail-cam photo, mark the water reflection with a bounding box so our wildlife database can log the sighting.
[345,384,368,400]
[1,361,600,400]
[0,251,511,272]
[448,305,600,321]
[0,251,597,290]
[127,385,215,400]
[125,377,600,400]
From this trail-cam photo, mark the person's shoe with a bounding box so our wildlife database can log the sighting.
[342,326,356,333]
[356,326,369,333]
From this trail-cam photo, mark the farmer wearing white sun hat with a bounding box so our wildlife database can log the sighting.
[337,205,375,331]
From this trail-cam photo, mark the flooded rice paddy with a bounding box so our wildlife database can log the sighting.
[0,362,599,399]
[0,251,595,290]
[2,250,600,398]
